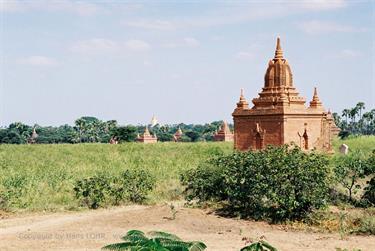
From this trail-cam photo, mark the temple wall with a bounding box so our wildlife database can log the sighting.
[234,115,283,151]
[282,115,324,150]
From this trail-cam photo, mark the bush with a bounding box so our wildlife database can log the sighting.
[74,169,155,209]
[362,177,375,207]
[181,162,226,203]
[334,151,369,202]
[182,145,331,222]
[352,214,375,235]
[73,175,111,209]
[0,175,28,210]
[118,169,156,203]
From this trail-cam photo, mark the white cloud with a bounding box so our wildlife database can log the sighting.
[120,1,349,32]
[70,38,151,54]
[162,37,200,49]
[338,49,362,58]
[70,39,118,54]
[143,60,152,66]
[18,56,58,66]
[125,40,151,52]
[235,51,254,60]
[297,0,347,10]
[123,19,175,31]
[0,0,100,16]
[183,37,200,47]
[299,20,366,35]
[0,0,25,12]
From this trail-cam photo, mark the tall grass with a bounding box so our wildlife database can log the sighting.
[0,142,232,212]
[1,136,374,212]
[333,136,375,155]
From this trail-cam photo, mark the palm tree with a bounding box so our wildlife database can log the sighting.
[362,112,373,134]
[342,109,350,124]
[74,118,87,143]
[356,102,365,120]
[349,107,358,123]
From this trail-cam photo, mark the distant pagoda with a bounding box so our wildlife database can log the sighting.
[173,127,183,142]
[136,127,157,144]
[213,121,234,142]
[150,115,158,127]
[28,127,38,144]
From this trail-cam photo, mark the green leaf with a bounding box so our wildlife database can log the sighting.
[148,231,182,241]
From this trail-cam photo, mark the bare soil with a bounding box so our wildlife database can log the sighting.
[0,204,374,251]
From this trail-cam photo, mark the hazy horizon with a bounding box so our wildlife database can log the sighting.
[1,0,374,127]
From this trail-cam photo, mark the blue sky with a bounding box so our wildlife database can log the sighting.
[1,0,374,126]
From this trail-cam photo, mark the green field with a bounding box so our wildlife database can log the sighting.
[0,136,374,212]
[0,142,233,212]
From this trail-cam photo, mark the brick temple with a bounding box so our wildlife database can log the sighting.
[173,127,183,142]
[232,38,339,152]
[213,121,234,142]
[136,127,157,144]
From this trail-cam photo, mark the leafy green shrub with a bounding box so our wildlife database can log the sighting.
[241,241,277,251]
[181,162,226,203]
[351,213,375,235]
[182,145,331,222]
[362,177,375,206]
[334,151,369,202]
[117,169,156,203]
[74,169,155,209]
[73,175,111,209]
[0,175,28,210]
[102,230,207,251]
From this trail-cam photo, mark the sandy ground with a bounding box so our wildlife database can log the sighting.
[0,204,374,251]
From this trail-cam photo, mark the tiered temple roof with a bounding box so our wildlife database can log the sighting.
[214,121,234,142]
[252,37,306,109]
[173,127,183,142]
[136,127,157,143]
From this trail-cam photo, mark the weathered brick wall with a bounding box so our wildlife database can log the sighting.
[234,115,284,151]
[283,115,324,150]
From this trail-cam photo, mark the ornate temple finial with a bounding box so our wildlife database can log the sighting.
[274,37,283,59]
[239,88,246,102]
[312,87,320,101]
[237,88,249,109]
[309,86,323,108]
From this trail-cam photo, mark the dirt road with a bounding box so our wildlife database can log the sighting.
[0,205,374,251]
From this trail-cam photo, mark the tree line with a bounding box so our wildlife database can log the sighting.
[0,116,228,144]
[1,101,373,144]
[332,102,375,138]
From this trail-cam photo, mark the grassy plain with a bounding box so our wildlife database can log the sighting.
[0,142,232,212]
[0,136,374,212]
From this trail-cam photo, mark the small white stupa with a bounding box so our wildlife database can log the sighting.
[150,115,158,127]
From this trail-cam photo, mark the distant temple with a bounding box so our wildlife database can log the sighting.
[150,115,158,127]
[232,38,339,152]
[136,127,157,143]
[28,127,38,144]
[173,127,183,142]
[213,121,234,142]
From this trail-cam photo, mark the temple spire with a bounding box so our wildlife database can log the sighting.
[237,88,249,109]
[309,86,323,109]
[274,37,283,59]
